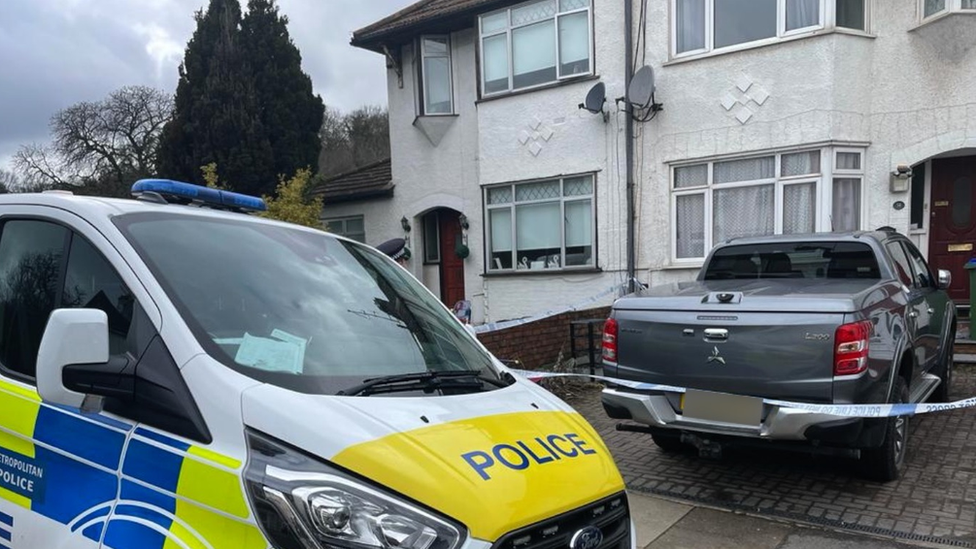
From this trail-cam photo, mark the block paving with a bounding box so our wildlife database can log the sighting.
[569,364,976,547]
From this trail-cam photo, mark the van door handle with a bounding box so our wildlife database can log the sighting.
[927,307,935,314]
[704,328,728,340]
[908,311,919,319]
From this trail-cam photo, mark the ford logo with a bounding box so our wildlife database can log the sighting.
[569,526,603,549]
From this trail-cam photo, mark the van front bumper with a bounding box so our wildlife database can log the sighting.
[601,389,886,447]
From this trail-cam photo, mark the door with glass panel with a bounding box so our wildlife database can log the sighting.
[928,155,976,302]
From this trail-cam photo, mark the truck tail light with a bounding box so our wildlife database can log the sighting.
[834,320,872,376]
[602,318,618,364]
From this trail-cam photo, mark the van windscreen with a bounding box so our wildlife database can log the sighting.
[114,212,502,395]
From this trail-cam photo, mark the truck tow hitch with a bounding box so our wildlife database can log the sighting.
[680,433,723,460]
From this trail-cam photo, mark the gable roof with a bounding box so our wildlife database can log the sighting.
[352,0,518,52]
[313,158,394,204]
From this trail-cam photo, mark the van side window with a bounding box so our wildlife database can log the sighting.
[62,236,134,354]
[0,221,69,378]
[0,220,135,379]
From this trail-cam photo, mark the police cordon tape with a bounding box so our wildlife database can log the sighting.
[510,369,976,418]
[473,281,638,334]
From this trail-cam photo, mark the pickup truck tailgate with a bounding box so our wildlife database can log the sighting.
[611,291,850,403]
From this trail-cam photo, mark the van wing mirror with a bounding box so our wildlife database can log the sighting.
[37,309,134,409]
[938,269,952,290]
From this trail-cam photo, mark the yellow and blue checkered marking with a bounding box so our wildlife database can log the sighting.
[0,510,13,549]
[0,380,128,543]
[0,381,265,548]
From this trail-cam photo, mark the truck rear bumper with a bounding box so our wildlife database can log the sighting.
[601,389,886,447]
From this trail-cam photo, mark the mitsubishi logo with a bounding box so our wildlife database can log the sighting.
[707,346,726,365]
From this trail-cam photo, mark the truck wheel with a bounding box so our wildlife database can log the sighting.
[932,335,954,403]
[651,433,685,453]
[860,378,909,482]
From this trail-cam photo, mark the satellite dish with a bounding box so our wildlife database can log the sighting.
[579,82,607,121]
[628,66,656,109]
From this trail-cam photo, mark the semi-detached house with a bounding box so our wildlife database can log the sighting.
[318,0,976,326]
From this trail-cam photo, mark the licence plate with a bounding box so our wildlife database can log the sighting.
[681,389,763,426]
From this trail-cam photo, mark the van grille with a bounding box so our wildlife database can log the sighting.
[492,493,630,549]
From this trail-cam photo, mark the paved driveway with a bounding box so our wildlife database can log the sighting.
[570,364,976,548]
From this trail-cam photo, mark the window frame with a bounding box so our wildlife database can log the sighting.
[418,35,455,116]
[920,0,948,20]
[671,147,866,265]
[325,215,366,243]
[670,0,870,60]
[478,0,595,98]
[483,173,597,273]
[918,0,976,23]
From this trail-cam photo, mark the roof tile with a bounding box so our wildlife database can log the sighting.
[313,159,394,203]
[352,0,514,50]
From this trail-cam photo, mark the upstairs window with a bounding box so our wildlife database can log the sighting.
[419,36,454,115]
[479,0,593,96]
[673,0,868,58]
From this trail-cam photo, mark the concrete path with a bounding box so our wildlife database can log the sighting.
[628,492,934,549]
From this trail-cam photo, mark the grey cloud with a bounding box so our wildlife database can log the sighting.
[0,0,414,169]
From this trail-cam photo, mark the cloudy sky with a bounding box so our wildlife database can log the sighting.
[0,0,414,171]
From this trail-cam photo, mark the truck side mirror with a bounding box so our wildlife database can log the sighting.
[36,309,111,408]
[938,269,952,290]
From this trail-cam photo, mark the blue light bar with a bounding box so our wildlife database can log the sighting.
[131,179,267,212]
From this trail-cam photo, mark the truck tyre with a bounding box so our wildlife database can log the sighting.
[651,433,685,453]
[860,377,909,482]
[932,332,954,403]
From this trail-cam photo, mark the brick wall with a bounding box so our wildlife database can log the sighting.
[476,307,611,370]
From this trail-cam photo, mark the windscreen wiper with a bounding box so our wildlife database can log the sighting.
[337,370,508,397]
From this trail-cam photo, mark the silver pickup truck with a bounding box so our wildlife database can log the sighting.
[601,230,956,481]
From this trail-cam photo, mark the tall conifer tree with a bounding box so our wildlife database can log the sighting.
[241,0,324,182]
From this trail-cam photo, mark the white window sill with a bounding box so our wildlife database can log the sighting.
[665,27,875,66]
[661,263,703,271]
[910,9,976,31]
[482,266,602,277]
[476,74,600,104]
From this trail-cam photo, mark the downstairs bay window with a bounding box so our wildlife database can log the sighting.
[485,175,595,272]
[919,0,976,23]
[672,148,864,262]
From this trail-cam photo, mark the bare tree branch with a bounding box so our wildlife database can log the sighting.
[13,86,174,197]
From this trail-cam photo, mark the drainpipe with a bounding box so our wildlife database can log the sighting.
[624,0,636,294]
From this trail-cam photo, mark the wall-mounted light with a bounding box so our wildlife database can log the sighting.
[890,163,912,193]
[459,214,469,230]
[400,216,411,233]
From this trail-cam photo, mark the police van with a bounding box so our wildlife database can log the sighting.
[0,181,631,549]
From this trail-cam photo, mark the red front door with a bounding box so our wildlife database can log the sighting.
[438,210,466,307]
[929,156,976,302]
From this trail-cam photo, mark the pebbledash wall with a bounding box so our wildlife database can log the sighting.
[636,2,976,285]
[325,0,632,327]
[330,2,976,351]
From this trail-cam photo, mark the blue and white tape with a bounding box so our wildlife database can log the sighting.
[474,281,633,334]
[512,370,976,418]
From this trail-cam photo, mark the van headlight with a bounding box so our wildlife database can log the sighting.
[245,430,465,549]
